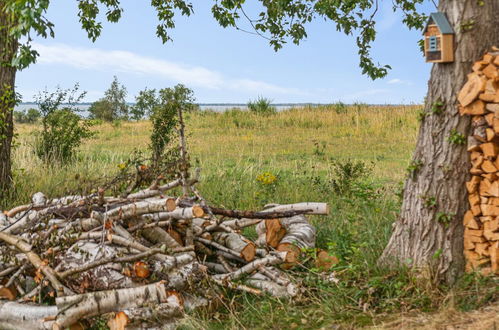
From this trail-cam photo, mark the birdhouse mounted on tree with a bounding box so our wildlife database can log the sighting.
[423,12,455,63]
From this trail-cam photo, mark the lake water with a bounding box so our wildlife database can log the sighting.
[15,103,315,113]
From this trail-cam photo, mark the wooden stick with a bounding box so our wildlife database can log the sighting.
[263,202,329,215]
[223,218,262,230]
[178,201,314,219]
[3,264,28,288]
[213,254,285,282]
[0,266,17,277]
[211,278,262,295]
[178,107,190,197]
[126,178,182,199]
[0,232,68,296]
[58,246,166,279]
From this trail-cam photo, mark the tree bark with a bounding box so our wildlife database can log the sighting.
[380,0,499,283]
[0,4,17,191]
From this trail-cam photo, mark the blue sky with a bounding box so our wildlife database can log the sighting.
[17,0,434,104]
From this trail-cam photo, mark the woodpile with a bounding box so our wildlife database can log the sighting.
[459,48,499,275]
[0,182,329,329]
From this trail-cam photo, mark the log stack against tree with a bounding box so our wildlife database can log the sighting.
[0,180,330,328]
[459,48,499,275]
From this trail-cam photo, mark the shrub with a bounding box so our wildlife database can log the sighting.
[88,99,114,122]
[331,159,374,193]
[13,108,41,123]
[34,85,94,163]
[247,97,276,115]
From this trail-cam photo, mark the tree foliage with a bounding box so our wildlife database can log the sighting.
[131,87,157,120]
[150,84,195,162]
[4,0,428,79]
[89,76,128,121]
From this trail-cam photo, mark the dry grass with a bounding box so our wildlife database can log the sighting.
[375,302,499,329]
[10,104,420,208]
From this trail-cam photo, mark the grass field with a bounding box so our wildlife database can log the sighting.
[7,104,499,329]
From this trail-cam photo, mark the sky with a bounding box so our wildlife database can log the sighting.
[16,0,435,104]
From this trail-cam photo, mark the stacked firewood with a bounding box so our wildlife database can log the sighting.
[459,48,499,275]
[0,179,330,329]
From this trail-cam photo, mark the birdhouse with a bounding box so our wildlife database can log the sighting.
[423,12,455,63]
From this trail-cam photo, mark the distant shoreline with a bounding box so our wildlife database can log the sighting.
[16,102,418,108]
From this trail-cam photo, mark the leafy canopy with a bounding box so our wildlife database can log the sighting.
[5,0,427,79]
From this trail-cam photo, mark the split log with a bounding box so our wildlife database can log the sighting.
[212,232,256,262]
[256,219,286,248]
[458,73,486,107]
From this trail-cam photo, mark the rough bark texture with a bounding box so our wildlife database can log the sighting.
[0,4,17,191]
[380,0,499,283]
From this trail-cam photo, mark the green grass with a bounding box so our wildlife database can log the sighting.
[7,104,499,329]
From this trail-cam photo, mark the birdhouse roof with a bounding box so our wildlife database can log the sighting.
[424,12,454,34]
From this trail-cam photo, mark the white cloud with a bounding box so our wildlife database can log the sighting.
[342,88,390,102]
[32,43,302,95]
[387,78,413,85]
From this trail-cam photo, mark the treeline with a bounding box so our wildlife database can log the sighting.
[14,76,200,124]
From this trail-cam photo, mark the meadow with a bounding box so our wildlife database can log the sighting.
[6,104,499,329]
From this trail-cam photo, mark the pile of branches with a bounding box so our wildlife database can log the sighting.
[0,178,330,329]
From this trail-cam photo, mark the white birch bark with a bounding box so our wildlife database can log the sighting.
[0,302,56,330]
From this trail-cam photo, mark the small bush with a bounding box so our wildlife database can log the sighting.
[13,108,41,123]
[34,85,94,163]
[329,159,375,195]
[247,97,276,115]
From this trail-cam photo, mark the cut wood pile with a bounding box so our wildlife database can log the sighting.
[459,48,499,275]
[0,181,330,329]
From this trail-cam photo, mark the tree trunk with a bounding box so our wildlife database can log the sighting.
[380,0,499,284]
[0,4,17,192]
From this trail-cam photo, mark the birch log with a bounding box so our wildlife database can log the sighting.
[0,302,56,330]
[53,282,181,329]
[91,198,177,222]
[263,203,329,215]
[141,206,204,222]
